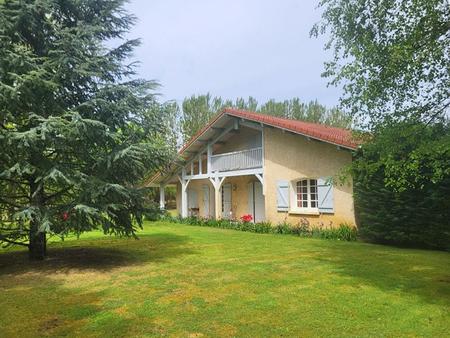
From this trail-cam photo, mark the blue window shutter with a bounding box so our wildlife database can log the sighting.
[318,177,334,213]
[276,180,289,211]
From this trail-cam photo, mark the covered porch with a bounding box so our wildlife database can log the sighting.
[176,174,265,222]
[153,114,266,221]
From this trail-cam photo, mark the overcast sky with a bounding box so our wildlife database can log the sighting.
[124,0,342,107]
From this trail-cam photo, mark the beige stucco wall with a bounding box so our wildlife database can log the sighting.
[225,175,258,218]
[263,127,356,227]
[176,179,214,218]
[215,126,261,154]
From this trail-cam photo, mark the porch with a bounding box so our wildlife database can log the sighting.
[176,145,264,220]
[155,117,266,220]
[178,175,266,223]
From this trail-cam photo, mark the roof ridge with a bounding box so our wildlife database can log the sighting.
[223,108,351,132]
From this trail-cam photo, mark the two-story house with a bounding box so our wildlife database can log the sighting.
[148,108,359,226]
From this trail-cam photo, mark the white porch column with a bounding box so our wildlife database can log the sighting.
[181,182,188,217]
[214,184,221,220]
[159,184,165,210]
[210,174,225,220]
[180,168,189,218]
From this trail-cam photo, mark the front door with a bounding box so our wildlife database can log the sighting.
[187,188,198,216]
[221,183,232,219]
[202,184,210,217]
[248,181,265,222]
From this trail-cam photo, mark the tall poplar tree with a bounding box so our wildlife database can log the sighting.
[0,0,169,259]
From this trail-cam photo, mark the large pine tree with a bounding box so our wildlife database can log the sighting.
[0,0,169,259]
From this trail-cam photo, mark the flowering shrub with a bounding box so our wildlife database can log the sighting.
[240,214,253,223]
[161,215,357,241]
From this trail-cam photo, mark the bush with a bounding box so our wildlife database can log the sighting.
[254,222,273,234]
[143,202,167,221]
[274,222,292,234]
[352,122,450,251]
[162,215,357,242]
[354,166,450,251]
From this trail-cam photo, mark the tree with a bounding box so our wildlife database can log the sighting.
[312,0,449,190]
[0,0,169,259]
[181,93,225,143]
[181,94,351,142]
[352,121,450,250]
[259,99,351,127]
[313,0,450,248]
[312,0,449,127]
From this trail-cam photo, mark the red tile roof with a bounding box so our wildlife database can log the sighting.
[180,108,358,154]
[146,109,358,185]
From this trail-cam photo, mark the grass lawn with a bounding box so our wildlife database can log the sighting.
[0,222,449,337]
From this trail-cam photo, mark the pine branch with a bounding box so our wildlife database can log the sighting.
[44,185,74,202]
[0,235,29,247]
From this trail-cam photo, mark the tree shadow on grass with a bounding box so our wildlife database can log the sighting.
[313,242,450,306]
[0,232,194,336]
[0,232,195,276]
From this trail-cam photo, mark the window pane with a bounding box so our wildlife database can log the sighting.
[297,180,308,208]
[309,179,318,208]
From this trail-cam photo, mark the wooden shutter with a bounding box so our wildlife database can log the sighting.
[318,177,334,213]
[276,180,289,211]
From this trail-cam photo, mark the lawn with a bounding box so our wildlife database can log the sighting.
[0,222,449,337]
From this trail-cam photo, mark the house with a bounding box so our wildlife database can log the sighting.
[148,108,359,226]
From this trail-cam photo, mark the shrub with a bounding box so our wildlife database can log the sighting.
[254,222,273,234]
[290,218,311,236]
[240,214,253,223]
[335,223,358,241]
[143,202,167,221]
[161,214,358,242]
[274,222,292,234]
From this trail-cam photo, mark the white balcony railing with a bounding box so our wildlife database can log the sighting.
[211,147,262,172]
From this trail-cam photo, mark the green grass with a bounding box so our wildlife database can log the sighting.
[0,222,449,337]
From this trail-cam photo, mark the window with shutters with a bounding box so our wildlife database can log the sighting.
[290,179,319,214]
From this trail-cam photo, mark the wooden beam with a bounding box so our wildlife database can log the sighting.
[240,120,262,131]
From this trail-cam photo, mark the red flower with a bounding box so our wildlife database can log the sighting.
[62,212,69,221]
[240,214,253,223]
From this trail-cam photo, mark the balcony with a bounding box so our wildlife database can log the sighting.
[211,147,262,172]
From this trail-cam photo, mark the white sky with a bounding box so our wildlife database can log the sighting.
[124,0,342,106]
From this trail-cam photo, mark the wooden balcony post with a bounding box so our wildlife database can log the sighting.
[207,143,212,175]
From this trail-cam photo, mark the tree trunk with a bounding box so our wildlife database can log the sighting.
[29,230,46,260]
[28,176,46,260]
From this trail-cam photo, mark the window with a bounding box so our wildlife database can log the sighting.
[294,179,318,210]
